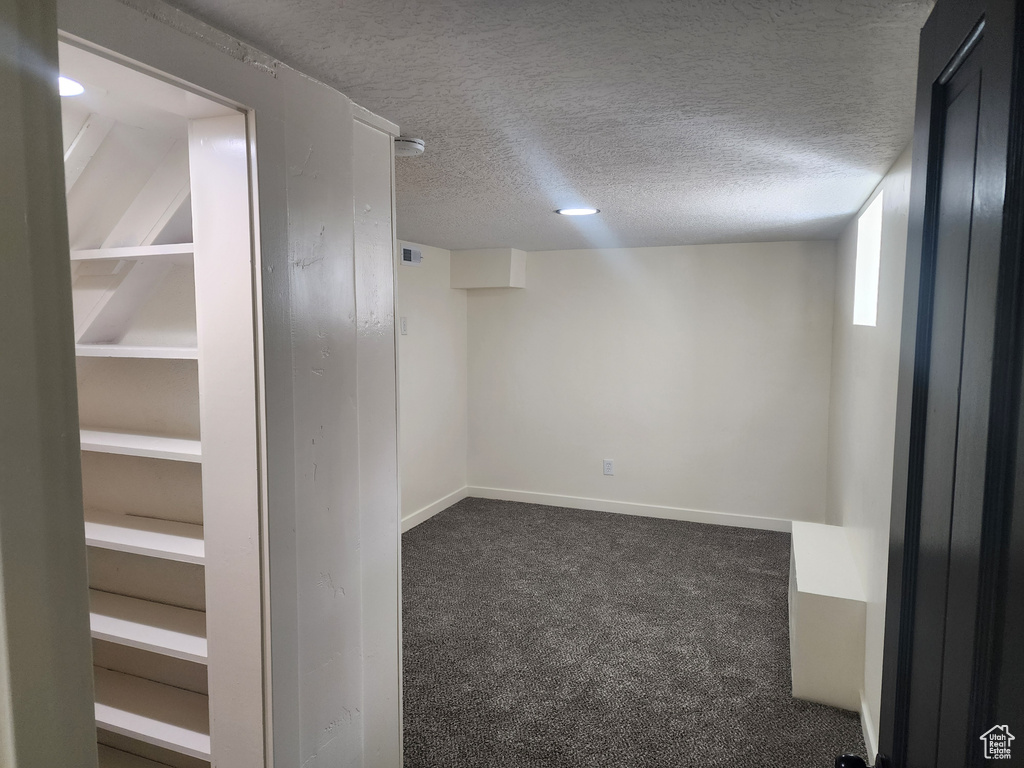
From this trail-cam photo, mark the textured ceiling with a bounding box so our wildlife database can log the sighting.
[162,0,933,251]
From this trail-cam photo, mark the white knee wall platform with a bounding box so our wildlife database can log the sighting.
[789,521,866,712]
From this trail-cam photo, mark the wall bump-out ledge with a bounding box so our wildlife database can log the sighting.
[450,248,526,289]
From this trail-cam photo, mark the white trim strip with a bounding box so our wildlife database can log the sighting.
[860,688,879,760]
[465,487,793,532]
[401,487,469,532]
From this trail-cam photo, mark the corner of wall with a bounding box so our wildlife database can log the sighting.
[396,241,470,530]
[824,236,845,527]
[822,142,914,759]
[401,486,468,532]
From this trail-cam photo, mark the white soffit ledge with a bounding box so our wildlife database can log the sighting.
[450,248,526,289]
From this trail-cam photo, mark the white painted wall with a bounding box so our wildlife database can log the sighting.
[1,1,98,762]
[826,145,912,756]
[466,241,836,525]
[397,243,468,529]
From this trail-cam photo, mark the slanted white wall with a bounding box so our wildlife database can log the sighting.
[826,145,912,756]
[466,241,836,526]
[397,243,469,529]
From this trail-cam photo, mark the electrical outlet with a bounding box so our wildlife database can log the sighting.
[400,317,408,335]
[603,459,614,476]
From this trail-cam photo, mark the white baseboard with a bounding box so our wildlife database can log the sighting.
[860,689,879,760]
[401,486,469,532]
[465,486,792,532]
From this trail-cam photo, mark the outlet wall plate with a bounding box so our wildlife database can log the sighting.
[603,459,614,476]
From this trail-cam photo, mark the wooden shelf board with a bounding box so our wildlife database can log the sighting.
[85,510,204,565]
[98,744,177,768]
[77,345,199,360]
[80,429,202,463]
[72,244,194,264]
[90,590,207,664]
[94,668,210,760]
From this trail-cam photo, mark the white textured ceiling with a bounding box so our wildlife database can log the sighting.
[162,0,933,251]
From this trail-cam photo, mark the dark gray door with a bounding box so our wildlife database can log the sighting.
[879,1,1024,766]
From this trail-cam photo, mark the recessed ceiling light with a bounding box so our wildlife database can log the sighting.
[58,76,84,96]
[555,208,599,216]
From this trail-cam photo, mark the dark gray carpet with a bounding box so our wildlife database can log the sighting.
[402,498,865,767]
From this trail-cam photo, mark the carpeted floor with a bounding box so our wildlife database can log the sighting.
[402,498,865,767]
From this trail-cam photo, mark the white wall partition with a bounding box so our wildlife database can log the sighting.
[826,145,912,756]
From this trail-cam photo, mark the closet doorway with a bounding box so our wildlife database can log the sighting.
[59,40,267,768]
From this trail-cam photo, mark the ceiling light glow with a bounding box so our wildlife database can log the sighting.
[555,208,599,216]
[59,76,84,96]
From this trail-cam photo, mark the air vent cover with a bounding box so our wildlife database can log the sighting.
[401,246,422,266]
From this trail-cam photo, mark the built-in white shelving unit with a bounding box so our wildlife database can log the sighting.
[73,201,211,763]
[63,42,266,767]
[90,590,208,663]
[84,509,204,564]
[94,668,211,760]
[98,744,175,768]
[77,345,199,360]
[72,243,195,264]
[80,429,202,463]
[98,745,173,768]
